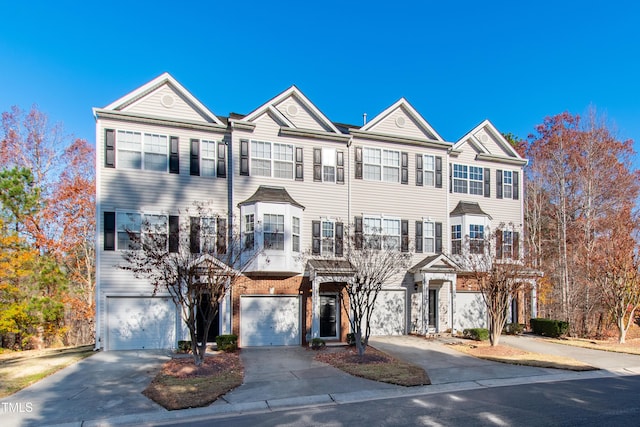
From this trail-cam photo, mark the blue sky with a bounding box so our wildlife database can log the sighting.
[2,1,639,158]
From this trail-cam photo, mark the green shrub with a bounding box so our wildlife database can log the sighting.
[310,338,326,350]
[177,340,191,353]
[530,318,569,338]
[463,328,489,341]
[504,323,525,335]
[347,333,365,346]
[215,334,238,352]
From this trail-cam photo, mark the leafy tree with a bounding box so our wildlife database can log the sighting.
[120,205,258,366]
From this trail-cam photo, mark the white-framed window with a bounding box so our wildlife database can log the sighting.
[263,214,285,250]
[244,214,254,249]
[201,140,217,177]
[116,130,168,171]
[364,216,400,250]
[469,166,484,195]
[424,155,435,186]
[201,217,217,253]
[502,230,513,259]
[424,221,435,253]
[453,164,468,193]
[292,217,300,252]
[503,171,513,199]
[363,147,400,182]
[451,224,462,255]
[322,220,335,254]
[116,212,168,251]
[250,140,293,179]
[469,224,485,254]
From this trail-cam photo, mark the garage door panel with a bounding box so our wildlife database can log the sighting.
[369,290,405,336]
[240,296,300,347]
[108,297,176,350]
[455,292,487,330]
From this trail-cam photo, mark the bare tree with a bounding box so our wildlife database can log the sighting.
[120,204,257,365]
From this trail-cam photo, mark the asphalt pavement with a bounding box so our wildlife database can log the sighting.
[2,334,640,427]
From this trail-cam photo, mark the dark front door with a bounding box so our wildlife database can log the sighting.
[428,289,437,329]
[196,295,219,343]
[320,295,337,338]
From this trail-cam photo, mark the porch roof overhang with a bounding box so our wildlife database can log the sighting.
[307,259,355,278]
[409,254,461,282]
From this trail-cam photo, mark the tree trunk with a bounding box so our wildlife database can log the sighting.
[618,317,626,344]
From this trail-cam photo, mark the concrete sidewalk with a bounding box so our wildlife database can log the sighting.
[3,335,640,427]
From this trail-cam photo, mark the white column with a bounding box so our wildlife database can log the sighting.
[450,275,457,334]
[422,273,429,335]
[311,275,321,339]
[531,279,538,319]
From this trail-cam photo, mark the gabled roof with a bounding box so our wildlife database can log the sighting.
[359,98,444,142]
[453,119,527,165]
[237,186,305,210]
[103,72,224,126]
[307,259,355,275]
[242,85,341,134]
[410,253,461,273]
[450,201,492,219]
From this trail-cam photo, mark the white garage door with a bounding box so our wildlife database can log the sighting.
[369,289,406,336]
[455,292,487,330]
[240,296,300,347]
[107,297,176,350]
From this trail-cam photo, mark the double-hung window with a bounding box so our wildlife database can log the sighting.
[469,166,484,195]
[383,218,401,250]
[292,217,300,252]
[502,230,513,259]
[451,224,462,255]
[503,171,513,199]
[117,131,142,170]
[263,214,284,250]
[323,148,336,182]
[424,155,435,186]
[469,224,485,254]
[363,148,400,182]
[244,214,255,249]
[453,164,468,193]
[321,220,335,254]
[200,140,217,177]
[144,134,169,172]
[363,217,382,249]
[117,212,141,250]
[424,221,435,253]
[383,150,400,182]
[363,148,382,181]
[250,141,294,179]
[116,130,168,171]
[200,217,217,253]
[363,217,400,250]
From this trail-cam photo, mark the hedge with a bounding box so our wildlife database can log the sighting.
[530,318,569,338]
[463,328,489,341]
[215,334,238,352]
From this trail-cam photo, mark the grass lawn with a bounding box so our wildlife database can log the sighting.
[0,345,95,397]
[143,351,243,410]
[543,337,640,355]
[315,346,431,386]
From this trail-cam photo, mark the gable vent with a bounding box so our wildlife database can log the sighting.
[161,94,175,108]
[395,116,406,128]
[286,104,299,117]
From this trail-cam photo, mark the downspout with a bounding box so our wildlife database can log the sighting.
[347,136,353,229]
[93,111,102,351]
[227,124,235,337]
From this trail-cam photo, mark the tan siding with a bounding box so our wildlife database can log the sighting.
[123,85,212,123]
[274,96,330,132]
[472,128,514,157]
[367,107,434,140]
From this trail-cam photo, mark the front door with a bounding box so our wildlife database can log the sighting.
[196,295,219,344]
[320,295,338,338]
[428,289,437,330]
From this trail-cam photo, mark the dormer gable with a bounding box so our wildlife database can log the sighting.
[453,120,527,166]
[359,98,444,142]
[98,72,224,126]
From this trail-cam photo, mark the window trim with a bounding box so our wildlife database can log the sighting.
[244,214,255,250]
[116,211,169,251]
[503,170,513,199]
[321,219,335,255]
[116,129,169,172]
[424,155,435,187]
[363,215,401,250]
[200,139,217,177]
[469,224,485,254]
[453,163,484,195]
[362,147,401,183]
[451,224,462,255]
[292,216,300,252]
[263,213,285,250]
[250,140,294,179]
[424,221,435,253]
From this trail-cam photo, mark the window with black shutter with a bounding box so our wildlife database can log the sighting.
[354,216,363,249]
[105,129,115,168]
[313,148,322,182]
[401,219,409,252]
[336,150,344,184]
[355,146,363,179]
[295,147,304,181]
[312,220,321,255]
[401,152,408,185]
[240,139,249,176]
[335,222,344,256]
[190,139,200,176]
[216,141,226,178]
[484,168,490,197]
[416,154,423,186]
[435,156,443,188]
[217,217,226,254]
[435,222,442,253]
[169,137,179,174]
[169,215,179,252]
[496,169,503,199]
[513,171,519,200]
[415,221,423,253]
[190,217,200,253]
[104,211,115,250]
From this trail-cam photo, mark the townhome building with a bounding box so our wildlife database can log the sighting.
[94,73,532,350]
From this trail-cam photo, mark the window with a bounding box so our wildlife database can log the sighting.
[250,141,294,179]
[244,214,254,249]
[116,130,169,171]
[502,230,513,259]
[503,171,513,199]
[273,143,294,178]
[453,164,468,193]
[451,224,462,255]
[143,134,168,172]
[117,131,142,170]
[201,217,217,253]
[323,164,335,182]
[200,140,217,177]
[322,220,335,254]
[363,217,382,249]
[322,148,336,182]
[363,148,400,182]
[383,218,401,250]
[117,212,141,250]
[363,217,400,250]
[292,217,300,252]
[469,166,484,195]
[424,155,435,186]
[469,224,485,254]
[424,221,435,253]
[263,214,284,250]
[251,141,271,176]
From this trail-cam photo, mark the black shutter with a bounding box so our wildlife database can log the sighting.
[401,220,409,252]
[240,139,249,176]
[484,168,490,197]
[496,230,503,259]
[435,156,443,188]
[355,146,363,179]
[190,139,200,176]
[435,222,442,253]
[104,211,115,251]
[217,141,226,178]
[449,163,453,193]
[169,136,179,174]
[513,232,520,259]
[169,215,179,253]
[355,216,363,249]
[415,221,423,253]
[190,217,200,254]
[401,152,408,185]
[335,222,344,256]
[513,171,519,200]
[415,154,423,186]
[312,220,321,255]
[295,147,304,181]
[496,170,503,199]
[217,218,227,254]
[313,148,322,182]
[105,129,115,168]
[336,150,344,184]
